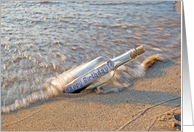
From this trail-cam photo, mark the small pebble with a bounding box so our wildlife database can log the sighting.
[171,122,176,128]
[166,112,170,115]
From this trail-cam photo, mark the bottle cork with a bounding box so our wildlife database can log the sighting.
[135,45,145,55]
[130,45,146,59]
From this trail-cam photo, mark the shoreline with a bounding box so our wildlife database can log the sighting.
[1,57,181,131]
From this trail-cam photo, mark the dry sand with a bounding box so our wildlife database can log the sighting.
[1,57,181,131]
[175,1,181,14]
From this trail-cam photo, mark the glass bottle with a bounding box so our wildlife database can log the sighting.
[51,45,145,93]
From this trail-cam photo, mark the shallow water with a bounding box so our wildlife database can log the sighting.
[1,1,181,113]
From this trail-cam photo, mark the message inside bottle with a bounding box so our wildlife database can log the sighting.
[64,61,114,93]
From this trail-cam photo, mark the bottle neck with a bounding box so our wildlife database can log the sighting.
[111,49,137,69]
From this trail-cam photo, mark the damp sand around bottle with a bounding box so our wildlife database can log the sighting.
[1,1,181,113]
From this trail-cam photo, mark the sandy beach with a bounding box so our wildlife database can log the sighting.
[175,1,181,14]
[1,57,181,131]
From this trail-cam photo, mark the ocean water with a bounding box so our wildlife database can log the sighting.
[1,1,181,113]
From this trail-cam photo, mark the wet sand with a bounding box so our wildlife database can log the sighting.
[1,57,181,131]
